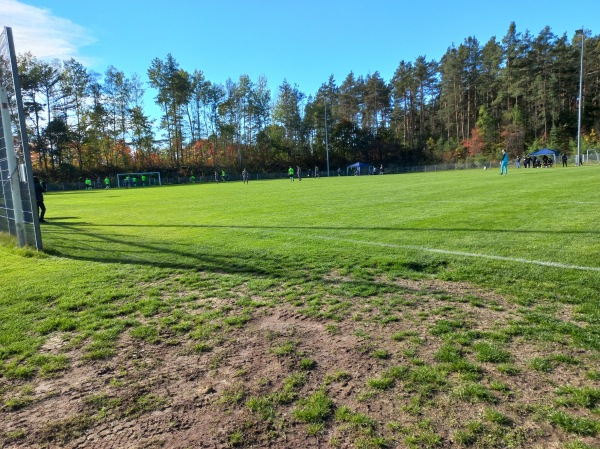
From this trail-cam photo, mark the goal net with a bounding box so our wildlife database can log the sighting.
[116,172,162,188]
[0,27,42,249]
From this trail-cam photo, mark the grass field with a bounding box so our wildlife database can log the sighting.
[1,166,599,448]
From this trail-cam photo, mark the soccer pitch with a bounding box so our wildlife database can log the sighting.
[1,166,599,448]
[39,166,600,282]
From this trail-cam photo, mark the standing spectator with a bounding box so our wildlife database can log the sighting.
[242,168,249,184]
[296,165,302,181]
[500,149,508,175]
[314,166,319,178]
[562,154,568,167]
[380,165,384,174]
[516,155,521,169]
[337,167,341,176]
[33,176,47,223]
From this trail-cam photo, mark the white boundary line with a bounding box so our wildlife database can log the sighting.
[310,235,600,272]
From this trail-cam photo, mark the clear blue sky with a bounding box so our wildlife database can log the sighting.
[2,0,596,122]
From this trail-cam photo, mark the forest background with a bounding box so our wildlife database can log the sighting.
[15,23,600,181]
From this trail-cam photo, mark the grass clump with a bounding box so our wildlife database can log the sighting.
[324,370,352,385]
[496,363,520,376]
[367,376,395,391]
[129,325,160,344]
[484,408,512,426]
[563,441,599,449]
[454,420,485,446]
[300,358,317,370]
[269,340,298,357]
[454,383,498,403]
[246,372,308,420]
[433,343,463,363]
[124,394,167,418]
[473,342,511,363]
[293,388,334,424]
[391,331,418,341]
[335,405,377,432]
[529,357,554,372]
[4,386,33,411]
[548,410,600,436]
[556,386,600,409]
[371,349,391,360]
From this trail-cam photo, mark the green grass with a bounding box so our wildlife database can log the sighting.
[293,388,334,424]
[2,166,600,446]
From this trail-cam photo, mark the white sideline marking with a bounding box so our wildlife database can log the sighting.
[311,235,600,272]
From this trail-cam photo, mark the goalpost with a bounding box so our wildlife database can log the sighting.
[116,172,162,188]
[0,27,42,249]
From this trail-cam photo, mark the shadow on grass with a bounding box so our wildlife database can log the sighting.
[42,221,600,235]
[42,222,308,279]
[40,218,458,286]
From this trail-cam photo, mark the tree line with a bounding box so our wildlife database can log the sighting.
[15,22,600,180]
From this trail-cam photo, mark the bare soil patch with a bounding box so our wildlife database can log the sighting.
[1,278,598,448]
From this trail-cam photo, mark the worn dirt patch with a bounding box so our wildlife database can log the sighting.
[1,278,598,448]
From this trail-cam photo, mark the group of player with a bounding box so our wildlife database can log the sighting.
[84,176,112,189]
[288,166,320,181]
[122,175,148,188]
[82,175,150,189]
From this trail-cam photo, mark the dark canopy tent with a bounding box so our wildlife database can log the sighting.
[346,162,373,175]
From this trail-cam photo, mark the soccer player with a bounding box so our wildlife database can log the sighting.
[104,176,110,189]
[288,166,294,181]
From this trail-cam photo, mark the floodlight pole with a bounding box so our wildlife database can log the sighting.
[576,28,584,167]
[324,98,330,176]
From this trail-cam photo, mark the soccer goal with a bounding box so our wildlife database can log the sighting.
[116,172,162,188]
[0,27,42,249]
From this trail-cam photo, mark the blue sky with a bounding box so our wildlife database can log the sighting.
[1,0,596,122]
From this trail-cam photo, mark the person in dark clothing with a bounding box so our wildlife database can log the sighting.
[33,176,47,222]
